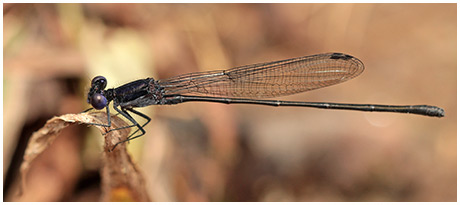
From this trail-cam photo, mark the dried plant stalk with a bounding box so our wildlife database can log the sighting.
[19,112,150,201]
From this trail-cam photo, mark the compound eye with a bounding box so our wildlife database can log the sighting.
[91,76,107,89]
[90,93,108,110]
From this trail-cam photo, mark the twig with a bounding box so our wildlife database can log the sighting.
[19,112,150,201]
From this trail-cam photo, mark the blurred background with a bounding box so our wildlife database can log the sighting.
[3,3,456,202]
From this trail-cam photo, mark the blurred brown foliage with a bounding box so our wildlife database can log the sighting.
[4,3,456,201]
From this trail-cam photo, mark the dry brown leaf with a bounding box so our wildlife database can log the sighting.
[19,111,150,201]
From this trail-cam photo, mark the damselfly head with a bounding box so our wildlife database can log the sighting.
[88,76,109,110]
[90,93,108,110]
[91,76,107,89]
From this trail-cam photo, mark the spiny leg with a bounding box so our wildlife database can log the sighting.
[81,107,94,113]
[123,108,151,140]
[108,108,151,137]
[110,106,145,151]
[83,105,113,129]
[83,105,151,151]
[107,106,140,133]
